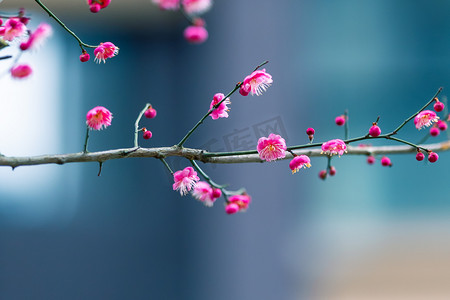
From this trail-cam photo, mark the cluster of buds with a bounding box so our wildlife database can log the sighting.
[151,0,212,44]
[225,194,251,214]
[140,105,158,140]
[172,166,244,213]
[425,98,447,137]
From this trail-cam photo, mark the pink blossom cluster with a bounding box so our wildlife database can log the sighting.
[87,0,111,13]
[191,181,222,207]
[225,194,251,214]
[173,167,200,196]
[151,0,212,44]
[0,17,27,41]
[1,14,53,79]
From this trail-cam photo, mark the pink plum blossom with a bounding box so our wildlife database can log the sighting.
[152,0,180,10]
[183,26,208,44]
[257,133,287,162]
[10,64,32,78]
[239,69,273,96]
[414,110,439,130]
[94,42,119,63]
[191,181,217,207]
[289,155,311,174]
[1,18,26,41]
[20,23,52,51]
[209,93,230,120]
[182,0,212,15]
[225,194,251,214]
[86,106,113,130]
[173,167,200,196]
[321,139,347,156]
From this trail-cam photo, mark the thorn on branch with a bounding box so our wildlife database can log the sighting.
[98,161,103,176]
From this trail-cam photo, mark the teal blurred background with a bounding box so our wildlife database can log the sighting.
[1,0,450,299]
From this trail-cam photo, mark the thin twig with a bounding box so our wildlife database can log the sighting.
[34,0,97,49]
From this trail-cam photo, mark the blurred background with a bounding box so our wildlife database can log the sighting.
[1,0,450,299]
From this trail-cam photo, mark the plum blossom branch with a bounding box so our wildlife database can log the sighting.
[176,61,269,148]
[190,160,224,189]
[391,87,443,134]
[34,0,97,49]
[176,83,241,148]
[0,140,448,169]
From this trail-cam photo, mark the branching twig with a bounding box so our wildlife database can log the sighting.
[34,0,97,50]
